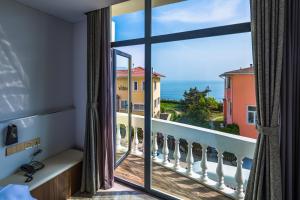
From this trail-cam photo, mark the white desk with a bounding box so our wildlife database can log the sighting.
[0,149,83,191]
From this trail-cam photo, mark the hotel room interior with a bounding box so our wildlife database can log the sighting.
[0,0,299,200]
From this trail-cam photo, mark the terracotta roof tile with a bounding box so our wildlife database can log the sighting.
[117,67,165,78]
[220,66,254,77]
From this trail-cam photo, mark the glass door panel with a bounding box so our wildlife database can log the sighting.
[113,45,145,187]
[113,49,132,166]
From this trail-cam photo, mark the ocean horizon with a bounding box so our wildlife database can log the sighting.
[161,80,224,102]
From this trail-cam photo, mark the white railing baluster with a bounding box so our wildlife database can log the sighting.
[152,132,158,161]
[141,128,144,154]
[200,144,208,181]
[173,137,181,171]
[235,155,245,199]
[132,127,139,154]
[116,124,122,151]
[216,149,225,189]
[186,141,194,176]
[162,134,169,165]
[125,125,129,145]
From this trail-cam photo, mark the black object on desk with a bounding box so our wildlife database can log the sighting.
[5,124,18,145]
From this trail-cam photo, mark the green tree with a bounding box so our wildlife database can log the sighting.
[181,87,211,123]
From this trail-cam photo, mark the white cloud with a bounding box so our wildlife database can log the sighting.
[154,0,244,24]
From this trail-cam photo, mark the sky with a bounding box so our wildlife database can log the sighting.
[113,0,253,81]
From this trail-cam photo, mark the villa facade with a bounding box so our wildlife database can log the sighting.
[116,67,164,118]
[220,65,257,139]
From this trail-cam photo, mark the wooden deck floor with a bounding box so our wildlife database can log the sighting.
[115,154,231,200]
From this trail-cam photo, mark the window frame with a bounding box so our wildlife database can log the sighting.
[133,81,138,92]
[111,0,252,197]
[247,105,257,125]
[120,100,128,110]
[133,103,145,111]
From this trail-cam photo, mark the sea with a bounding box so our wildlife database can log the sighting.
[161,80,224,102]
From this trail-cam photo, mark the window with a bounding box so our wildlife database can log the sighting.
[152,0,250,36]
[133,104,144,111]
[111,0,144,41]
[120,100,128,110]
[142,81,145,91]
[247,106,257,124]
[226,77,231,89]
[133,81,138,91]
[112,0,253,199]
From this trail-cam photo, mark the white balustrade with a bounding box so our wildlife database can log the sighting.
[162,134,169,165]
[216,149,225,190]
[116,124,122,152]
[186,141,194,176]
[132,127,139,154]
[235,155,245,199]
[152,132,158,161]
[173,137,181,171]
[200,144,208,181]
[116,112,256,200]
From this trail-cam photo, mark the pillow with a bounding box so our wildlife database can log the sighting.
[0,184,36,200]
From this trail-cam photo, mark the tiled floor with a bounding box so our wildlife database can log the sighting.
[70,182,159,200]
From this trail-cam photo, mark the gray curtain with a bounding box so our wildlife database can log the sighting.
[280,0,300,199]
[245,0,285,200]
[81,8,114,195]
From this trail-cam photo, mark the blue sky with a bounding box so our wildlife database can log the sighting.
[113,0,253,81]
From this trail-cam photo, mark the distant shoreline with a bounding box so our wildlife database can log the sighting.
[161,80,224,102]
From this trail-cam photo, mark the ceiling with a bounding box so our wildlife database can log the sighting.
[15,0,127,23]
[15,0,182,23]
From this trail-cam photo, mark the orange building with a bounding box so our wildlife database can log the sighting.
[220,65,257,139]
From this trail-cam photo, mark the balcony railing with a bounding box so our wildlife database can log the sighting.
[116,113,256,200]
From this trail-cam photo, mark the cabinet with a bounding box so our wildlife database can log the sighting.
[31,162,82,200]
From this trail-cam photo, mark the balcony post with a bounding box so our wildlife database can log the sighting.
[216,149,225,189]
[173,137,181,171]
[235,155,245,199]
[152,132,158,161]
[132,127,139,154]
[186,141,194,176]
[162,133,169,165]
[200,144,208,181]
[116,124,122,151]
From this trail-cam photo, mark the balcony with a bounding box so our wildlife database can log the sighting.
[115,113,256,200]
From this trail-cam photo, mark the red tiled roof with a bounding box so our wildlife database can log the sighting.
[117,67,165,78]
[220,65,254,77]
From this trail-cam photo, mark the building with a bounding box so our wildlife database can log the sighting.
[116,67,165,117]
[220,65,257,139]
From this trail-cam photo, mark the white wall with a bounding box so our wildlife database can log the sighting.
[73,19,87,148]
[0,0,75,179]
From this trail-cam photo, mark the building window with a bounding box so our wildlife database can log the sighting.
[247,106,257,124]
[226,77,231,89]
[154,81,157,90]
[133,104,144,111]
[133,81,138,91]
[120,100,128,110]
[142,81,145,91]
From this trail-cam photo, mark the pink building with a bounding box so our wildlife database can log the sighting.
[220,65,258,139]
